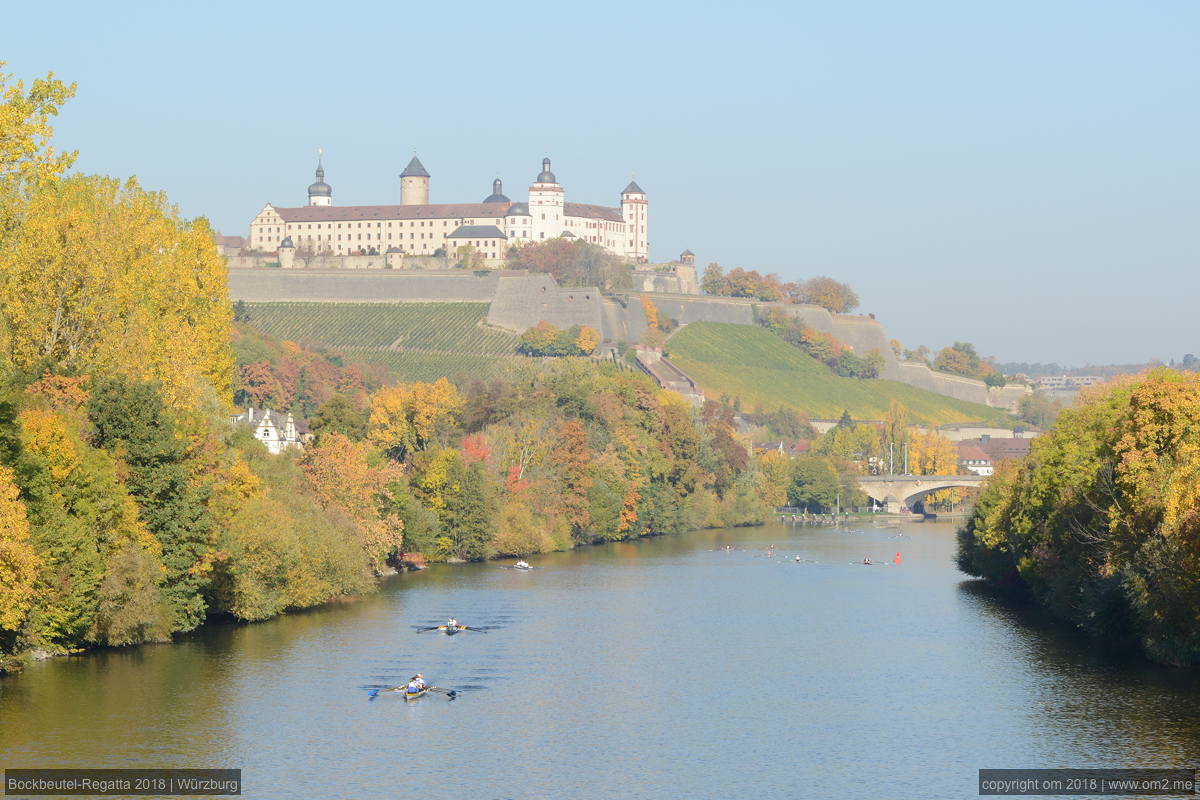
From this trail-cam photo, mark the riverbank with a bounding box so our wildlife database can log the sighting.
[8,520,1200,800]
[0,511,769,674]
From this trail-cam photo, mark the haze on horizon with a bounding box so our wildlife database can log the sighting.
[4,1,1195,367]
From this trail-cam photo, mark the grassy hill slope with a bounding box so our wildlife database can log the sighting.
[668,323,1012,425]
[243,302,521,384]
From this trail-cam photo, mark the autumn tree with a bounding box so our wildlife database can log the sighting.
[0,175,234,411]
[797,277,859,313]
[906,428,958,476]
[701,263,730,296]
[368,377,463,461]
[0,464,39,635]
[576,325,600,355]
[0,62,76,193]
[641,295,660,330]
[301,433,405,572]
[934,342,982,378]
[506,239,631,290]
[553,419,592,542]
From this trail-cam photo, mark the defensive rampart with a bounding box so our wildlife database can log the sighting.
[486,274,604,333]
[225,269,1025,411]
[228,268,503,303]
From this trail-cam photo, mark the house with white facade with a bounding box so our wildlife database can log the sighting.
[957,442,994,476]
[247,156,649,265]
[231,407,306,454]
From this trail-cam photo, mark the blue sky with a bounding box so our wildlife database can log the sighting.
[4,0,1196,365]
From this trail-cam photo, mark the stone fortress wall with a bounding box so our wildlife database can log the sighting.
[227,268,1028,411]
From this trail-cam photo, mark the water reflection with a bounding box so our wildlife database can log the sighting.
[2,521,1199,799]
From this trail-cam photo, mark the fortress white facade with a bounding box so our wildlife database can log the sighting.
[248,156,649,263]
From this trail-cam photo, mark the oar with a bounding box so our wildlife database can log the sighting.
[462,626,488,633]
[427,686,458,700]
[415,625,446,633]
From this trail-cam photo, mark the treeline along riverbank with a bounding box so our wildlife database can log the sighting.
[958,368,1200,667]
[2,65,854,670]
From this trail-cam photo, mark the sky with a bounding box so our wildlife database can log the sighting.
[3,1,1196,366]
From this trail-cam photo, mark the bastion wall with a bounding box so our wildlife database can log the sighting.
[226,269,1022,411]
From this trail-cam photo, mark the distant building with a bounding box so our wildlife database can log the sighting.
[957,442,994,476]
[248,156,650,265]
[231,407,306,454]
[937,422,1040,442]
[1034,375,1104,390]
[959,435,1032,465]
[214,234,245,257]
[632,250,700,295]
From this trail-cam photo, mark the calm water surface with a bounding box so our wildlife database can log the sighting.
[3,520,1200,799]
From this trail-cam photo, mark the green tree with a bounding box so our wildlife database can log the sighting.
[88,378,213,632]
[311,393,370,441]
[442,460,498,561]
[787,454,839,511]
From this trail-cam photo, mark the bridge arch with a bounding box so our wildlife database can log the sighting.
[856,475,986,513]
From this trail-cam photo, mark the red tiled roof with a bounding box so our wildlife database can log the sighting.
[957,443,992,462]
[270,202,511,223]
[564,202,623,222]
[217,235,244,247]
[981,438,1032,462]
[962,437,1032,462]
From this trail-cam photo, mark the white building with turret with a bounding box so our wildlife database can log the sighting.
[247,156,650,263]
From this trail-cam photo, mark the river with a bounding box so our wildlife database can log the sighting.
[3,520,1200,799]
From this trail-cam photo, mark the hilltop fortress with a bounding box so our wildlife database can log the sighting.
[227,153,1026,412]
[247,156,649,265]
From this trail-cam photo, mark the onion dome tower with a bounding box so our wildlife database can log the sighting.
[483,178,510,203]
[307,155,332,207]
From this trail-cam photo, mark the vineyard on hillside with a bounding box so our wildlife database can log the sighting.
[243,302,520,354]
[241,302,522,384]
[668,322,1013,425]
[349,351,523,385]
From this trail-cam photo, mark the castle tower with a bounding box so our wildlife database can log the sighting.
[400,156,430,205]
[278,236,296,268]
[621,179,648,262]
[307,156,332,207]
[528,157,564,242]
[483,178,510,203]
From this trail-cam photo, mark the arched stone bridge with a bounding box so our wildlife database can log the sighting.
[856,475,986,513]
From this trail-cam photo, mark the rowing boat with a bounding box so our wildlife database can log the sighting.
[404,688,427,701]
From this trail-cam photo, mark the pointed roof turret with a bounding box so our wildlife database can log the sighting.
[623,180,644,194]
[483,177,510,203]
[400,156,430,178]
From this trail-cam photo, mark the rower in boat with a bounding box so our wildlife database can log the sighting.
[514,560,531,570]
[405,674,428,698]
[862,557,872,565]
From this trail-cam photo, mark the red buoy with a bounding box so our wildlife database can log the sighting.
[894,552,902,565]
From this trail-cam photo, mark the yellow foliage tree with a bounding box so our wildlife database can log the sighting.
[576,325,600,355]
[0,175,234,411]
[756,450,792,509]
[368,377,464,460]
[18,408,81,483]
[0,62,77,189]
[0,464,40,631]
[641,295,659,330]
[906,427,958,475]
